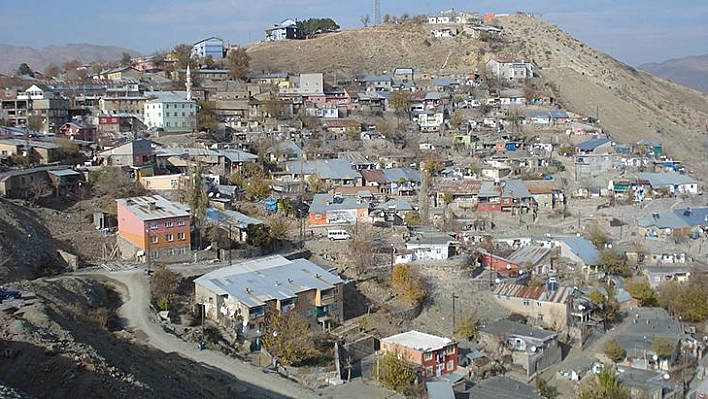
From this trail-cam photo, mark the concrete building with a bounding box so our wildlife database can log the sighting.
[479,319,562,378]
[191,37,226,59]
[116,194,191,263]
[493,282,576,330]
[193,255,344,339]
[380,330,458,379]
[143,95,196,132]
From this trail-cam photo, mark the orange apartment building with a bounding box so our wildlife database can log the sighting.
[116,194,191,263]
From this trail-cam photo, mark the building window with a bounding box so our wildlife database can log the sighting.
[178,232,185,240]
[537,301,542,307]
[150,236,158,244]
[424,352,433,361]
[150,249,159,258]
[523,299,530,307]
[149,221,157,229]
[177,218,185,226]
[165,220,173,228]
[426,367,433,377]
[445,345,455,355]
[447,360,454,371]
[165,233,174,242]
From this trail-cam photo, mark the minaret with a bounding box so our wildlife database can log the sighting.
[185,63,193,101]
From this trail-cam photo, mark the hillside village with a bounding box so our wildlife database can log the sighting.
[1,9,708,399]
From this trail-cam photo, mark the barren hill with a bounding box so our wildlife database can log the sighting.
[247,16,708,173]
[0,43,141,75]
[639,54,708,93]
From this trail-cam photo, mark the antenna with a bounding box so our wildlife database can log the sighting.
[373,0,381,25]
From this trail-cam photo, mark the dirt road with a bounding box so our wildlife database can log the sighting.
[88,269,316,399]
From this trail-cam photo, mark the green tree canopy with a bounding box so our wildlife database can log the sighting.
[16,63,33,76]
[604,340,626,363]
[296,18,340,36]
[579,366,629,399]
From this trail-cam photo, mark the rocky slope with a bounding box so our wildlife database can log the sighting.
[247,16,708,173]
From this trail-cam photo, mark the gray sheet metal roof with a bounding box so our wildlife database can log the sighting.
[577,138,610,151]
[193,255,343,309]
[205,208,263,228]
[217,149,259,162]
[635,171,697,186]
[561,236,600,266]
[309,193,369,213]
[481,319,557,342]
[468,376,544,399]
[636,211,691,229]
[375,198,414,211]
[506,245,550,266]
[285,159,359,180]
[382,167,421,183]
[503,179,532,198]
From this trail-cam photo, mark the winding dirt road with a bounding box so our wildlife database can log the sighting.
[94,269,315,399]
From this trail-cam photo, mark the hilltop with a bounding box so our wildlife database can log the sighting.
[247,16,708,173]
[639,54,708,93]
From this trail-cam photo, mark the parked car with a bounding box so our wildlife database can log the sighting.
[0,287,21,301]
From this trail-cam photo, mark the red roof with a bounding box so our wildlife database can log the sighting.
[361,169,387,184]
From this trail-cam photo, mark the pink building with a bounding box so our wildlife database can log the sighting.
[116,194,191,263]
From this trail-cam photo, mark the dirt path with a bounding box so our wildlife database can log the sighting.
[82,269,315,399]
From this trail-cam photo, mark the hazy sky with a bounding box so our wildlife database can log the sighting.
[3,0,707,66]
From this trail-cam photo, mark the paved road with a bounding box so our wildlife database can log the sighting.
[80,269,315,399]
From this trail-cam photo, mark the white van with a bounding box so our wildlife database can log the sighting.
[327,229,352,241]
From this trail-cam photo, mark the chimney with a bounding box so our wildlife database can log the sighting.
[148,201,156,211]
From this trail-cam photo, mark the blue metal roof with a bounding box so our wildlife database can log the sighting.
[577,138,610,151]
[561,236,600,266]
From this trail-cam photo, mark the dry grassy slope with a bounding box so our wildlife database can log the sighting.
[499,15,708,171]
[247,16,708,172]
[247,23,482,77]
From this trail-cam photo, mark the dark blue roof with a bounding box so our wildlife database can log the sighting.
[577,138,610,151]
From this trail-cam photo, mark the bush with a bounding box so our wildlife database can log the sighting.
[604,340,626,363]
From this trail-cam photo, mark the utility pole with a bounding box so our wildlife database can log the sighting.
[452,292,459,335]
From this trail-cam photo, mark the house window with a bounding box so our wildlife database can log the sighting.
[150,249,159,258]
[424,352,433,361]
[177,218,185,226]
[447,360,454,371]
[426,367,433,377]
[178,232,185,240]
[150,236,158,244]
[165,233,174,242]
[445,345,455,355]
[537,301,542,307]
[149,221,157,230]
[165,220,173,228]
[523,299,530,307]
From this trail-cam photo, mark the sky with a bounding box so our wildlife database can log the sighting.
[3,0,708,66]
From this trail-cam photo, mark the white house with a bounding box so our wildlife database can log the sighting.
[143,95,196,132]
[635,172,699,195]
[485,59,535,80]
[417,112,444,132]
[405,231,456,261]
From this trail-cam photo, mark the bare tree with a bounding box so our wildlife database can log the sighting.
[26,178,52,204]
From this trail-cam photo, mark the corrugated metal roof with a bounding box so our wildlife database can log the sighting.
[494,282,572,304]
[506,245,550,266]
[561,236,600,266]
[193,255,343,309]
[382,330,452,352]
[309,193,369,213]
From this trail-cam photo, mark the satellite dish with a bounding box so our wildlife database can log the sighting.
[530,346,537,353]
[652,354,659,361]
[663,373,670,380]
